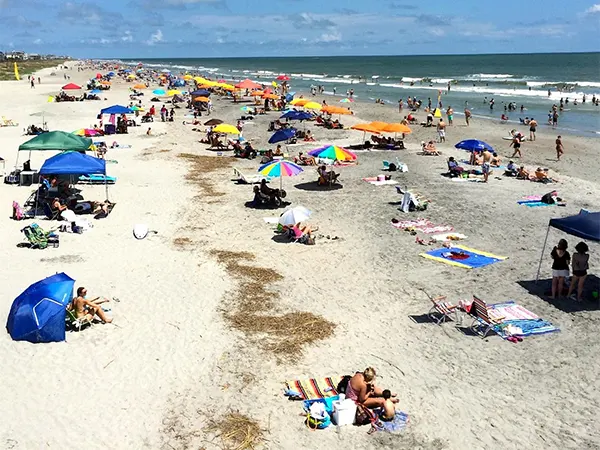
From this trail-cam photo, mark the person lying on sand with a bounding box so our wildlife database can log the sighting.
[68,286,112,324]
[295,152,316,166]
[346,367,399,409]
[517,166,530,179]
[505,161,518,177]
[469,150,483,166]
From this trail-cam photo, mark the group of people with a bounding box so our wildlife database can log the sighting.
[550,240,590,302]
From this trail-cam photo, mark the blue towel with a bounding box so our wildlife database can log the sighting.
[517,200,554,208]
[494,319,560,338]
[425,248,504,269]
[372,410,409,433]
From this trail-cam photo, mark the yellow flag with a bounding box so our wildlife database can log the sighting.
[14,62,20,81]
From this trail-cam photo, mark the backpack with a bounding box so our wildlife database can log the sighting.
[388,163,397,172]
[336,375,352,395]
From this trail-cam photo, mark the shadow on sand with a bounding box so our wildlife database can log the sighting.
[517,275,600,313]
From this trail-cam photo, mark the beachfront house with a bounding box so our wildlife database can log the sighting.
[6,51,25,60]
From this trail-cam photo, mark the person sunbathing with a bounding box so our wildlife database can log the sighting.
[303,130,315,142]
[346,367,399,410]
[422,141,438,154]
[535,167,553,183]
[296,152,316,165]
[287,222,317,245]
[68,286,112,324]
[491,152,502,167]
[517,166,530,179]
[505,161,518,177]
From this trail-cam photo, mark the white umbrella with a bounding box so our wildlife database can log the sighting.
[278,206,311,226]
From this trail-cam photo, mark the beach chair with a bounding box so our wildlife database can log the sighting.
[65,308,93,332]
[233,167,270,184]
[469,295,505,338]
[1,116,18,127]
[21,223,58,249]
[428,296,460,325]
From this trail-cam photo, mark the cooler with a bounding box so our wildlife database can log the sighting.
[104,124,116,135]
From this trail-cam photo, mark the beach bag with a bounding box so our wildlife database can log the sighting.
[388,163,397,172]
[354,403,376,426]
[306,402,331,430]
[336,375,352,395]
[12,201,24,220]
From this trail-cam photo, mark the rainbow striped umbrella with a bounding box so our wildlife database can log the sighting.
[308,145,357,162]
[258,160,304,190]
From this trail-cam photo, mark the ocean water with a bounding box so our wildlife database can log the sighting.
[120,53,600,137]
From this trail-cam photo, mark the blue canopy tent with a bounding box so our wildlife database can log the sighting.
[536,210,600,281]
[40,151,111,200]
[100,105,133,115]
[6,273,75,343]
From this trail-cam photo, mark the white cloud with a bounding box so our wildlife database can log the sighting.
[33,38,42,44]
[585,4,600,14]
[122,31,133,42]
[147,29,163,45]
[315,31,342,43]
[429,27,446,37]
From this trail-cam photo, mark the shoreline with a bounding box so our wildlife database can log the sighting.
[0,61,599,449]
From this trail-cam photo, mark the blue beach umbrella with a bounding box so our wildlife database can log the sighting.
[268,128,296,144]
[455,139,494,152]
[90,89,102,94]
[280,111,312,121]
[6,273,75,343]
[153,89,166,96]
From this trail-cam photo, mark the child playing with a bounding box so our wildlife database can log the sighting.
[380,389,396,422]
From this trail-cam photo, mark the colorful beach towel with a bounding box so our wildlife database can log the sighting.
[392,219,453,234]
[421,245,507,269]
[372,410,410,433]
[362,177,397,186]
[489,301,560,339]
[285,376,342,400]
[517,200,555,208]
[522,195,542,201]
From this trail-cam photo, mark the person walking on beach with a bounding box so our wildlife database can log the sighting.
[529,118,537,141]
[556,135,564,161]
[464,108,471,126]
[510,135,522,158]
[481,149,492,183]
[30,78,35,89]
[446,106,454,125]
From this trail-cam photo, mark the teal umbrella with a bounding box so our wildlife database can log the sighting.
[153,89,166,96]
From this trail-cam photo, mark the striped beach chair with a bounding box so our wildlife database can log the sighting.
[428,295,460,325]
[470,295,505,338]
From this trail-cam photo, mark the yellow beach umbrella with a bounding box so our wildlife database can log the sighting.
[213,123,240,134]
[167,89,181,96]
[220,84,236,91]
[183,74,193,80]
[303,101,322,111]
[127,74,136,79]
[193,96,210,102]
[290,98,308,106]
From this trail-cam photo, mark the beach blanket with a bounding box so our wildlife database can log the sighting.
[522,195,542,201]
[517,200,555,208]
[451,177,484,183]
[421,245,507,269]
[362,177,397,186]
[285,376,342,400]
[489,301,560,339]
[392,220,453,234]
[372,410,410,433]
[431,233,468,242]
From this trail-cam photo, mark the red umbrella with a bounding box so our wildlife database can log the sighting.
[95,73,102,79]
[235,79,261,90]
[62,83,82,90]
[276,75,290,81]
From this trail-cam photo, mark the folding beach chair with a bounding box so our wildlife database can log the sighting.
[65,308,93,332]
[233,167,269,184]
[469,295,505,338]
[428,296,460,325]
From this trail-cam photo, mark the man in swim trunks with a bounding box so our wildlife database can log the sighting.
[68,287,112,323]
[481,149,492,182]
[464,108,471,126]
[556,135,564,161]
[436,119,446,143]
[529,118,537,141]
[510,135,522,158]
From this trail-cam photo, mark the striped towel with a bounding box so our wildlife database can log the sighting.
[285,376,342,400]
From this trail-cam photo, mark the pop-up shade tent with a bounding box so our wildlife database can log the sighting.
[100,105,133,115]
[536,210,599,281]
[6,273,75,343]
[39,151,106,175]
[19,131,92,152]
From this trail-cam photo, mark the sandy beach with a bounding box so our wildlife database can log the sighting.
[0,62,599,450]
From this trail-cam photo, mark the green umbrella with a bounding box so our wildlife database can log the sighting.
[19,131,92,152]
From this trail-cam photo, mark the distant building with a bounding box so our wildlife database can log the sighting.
[6,51,25,60]
[27,53,41,60]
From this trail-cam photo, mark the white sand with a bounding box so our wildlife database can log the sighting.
[0,62,599,450]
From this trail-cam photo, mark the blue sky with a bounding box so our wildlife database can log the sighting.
[1,0,599,57]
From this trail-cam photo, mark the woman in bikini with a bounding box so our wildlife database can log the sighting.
[346,367,399,409]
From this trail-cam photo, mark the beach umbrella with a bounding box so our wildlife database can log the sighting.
[339,98,354,103]
[133,83,146,89]
[204,118,223,126]
[95,73,102,79]
[455,139,494,152]
[268,128,296,144]
[322,106,351,115]
[90,89,102,94]
[19,131,92,152]
[100,105,133,115]
[6,273,75,343]
[290,98,309,106]
[73,128,101,137]
[167,89,181,96]
[380,123,412,134]
[258,159,304,190]
[127,74,136,79]
[153,88,166,96]
[213,123,240,134]
[194,96,210,103]
[308,145,357,162]
[235,79,261,90]
[62,83,81,90]
[351,123,381,143]
[280,111,312,121]
[183,74,193,80]
[303,101,322,111]
[240,106,255,113]
[190,89,210,97]
[263,93,279,100]
[99,81,111,85]
[278,206,311,226]
[276,75,290,81]
[250,90,265,97]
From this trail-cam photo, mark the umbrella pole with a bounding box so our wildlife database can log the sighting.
[535,225,551,283]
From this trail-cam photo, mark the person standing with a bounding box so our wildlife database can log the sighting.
[436,119,446,143]
[567,242,589,302]
[555,135,564,161]
[529,118,537,141]
[552,111,559,128]
[446,106,454,125]
[30,78,35,89]
[464,108,471,126]
[481,149,492,183]
[510,135,522,158]
[550,239,570,299]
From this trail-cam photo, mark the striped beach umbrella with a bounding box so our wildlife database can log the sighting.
[308,145,357,162]
[258,160,304,190]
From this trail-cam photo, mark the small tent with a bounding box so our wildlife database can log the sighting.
[100,105,133,115]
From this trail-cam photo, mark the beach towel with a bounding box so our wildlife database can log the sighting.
[489,301,560,339]
[392,219,453,234]
[285,376,342,400]
[517,200,555,208]
[451,177,484,183]
[372,410,410,433]
[419,225,454,234]
[431,233,467,242]
[421,245,507,269]
[522,195,542,201]
[362,177,397,186]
